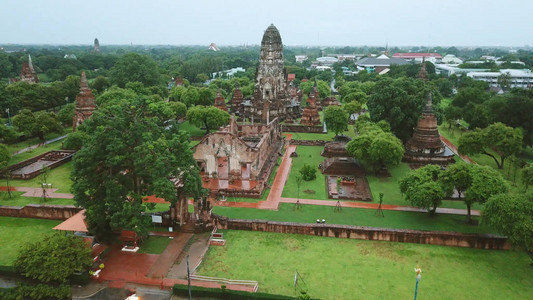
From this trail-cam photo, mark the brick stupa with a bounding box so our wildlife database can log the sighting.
[300,82,321,126]
[72,71,96,131]
[230,83,244,115]
[403,92,454,166]
[214,88,228,111]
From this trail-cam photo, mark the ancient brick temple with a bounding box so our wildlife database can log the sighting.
[321,96,341,108]
[192,117,283,198]
[230,82,244,115]
[19,55,39,83]
[300,82,321,126]
[174,76,184,87]
[72,71,96,131]
[403,92,454,166]
[214,88,228,111]
[241,24,301,122]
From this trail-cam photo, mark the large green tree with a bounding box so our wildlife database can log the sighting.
[347,121,404,173]
[109,53,161,88]
[72,95,205,238]
[12,109,63,142]
[458,122,523,169]
[14,233,92,283]
[483,193,533,252]
[521,164,533,191]
[323,106,349,136]
[399,164,450,215]
[367,77,429,142]
[464,164,508,223]
[186,105,230,134]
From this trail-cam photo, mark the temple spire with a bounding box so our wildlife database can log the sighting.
[418,57,428,81]
[80,71,89,89]
[424,92,433,113]
[28,55,35,73]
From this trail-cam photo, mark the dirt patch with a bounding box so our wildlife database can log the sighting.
[303,189,316,194]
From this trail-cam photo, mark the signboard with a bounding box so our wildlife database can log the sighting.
[151,215,163,224]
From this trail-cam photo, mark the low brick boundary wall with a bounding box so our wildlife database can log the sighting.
[282,125,324,133]
[6,150,76,180]
[0,204,81,220]
[289,140,327,146]
[213,217,510,250]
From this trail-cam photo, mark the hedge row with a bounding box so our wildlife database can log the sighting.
[173,284,294,299]
[0,265,16,277]
[0,284,70,300]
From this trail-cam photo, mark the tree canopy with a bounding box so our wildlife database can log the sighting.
[72,95,205,238]
[458,122,523,169]
[347,121,404,173]
[186,106,230,134]
[12,109,63,142]
[483,193,533,252]
[109,53,162,88]
[323,106,349,136]
[399,164,450,215]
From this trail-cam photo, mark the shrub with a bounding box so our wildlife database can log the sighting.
[299,164,317,181]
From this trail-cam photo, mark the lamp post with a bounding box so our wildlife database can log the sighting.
[5,108,11,127]
[414,265,422,300]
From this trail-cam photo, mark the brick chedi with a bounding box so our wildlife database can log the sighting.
[300,83,321,126]
[19,55,39,83]
[403,92,454,166]
[230,83,244,115]
[72,71,96,131]
[214,88,228,111]
[242,24,301,123]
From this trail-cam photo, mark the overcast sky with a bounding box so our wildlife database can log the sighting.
[1,0,532,47]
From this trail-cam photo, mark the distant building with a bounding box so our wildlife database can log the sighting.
[327,54,361,61]
[467,69,533,89]
[212,67,245,79]
[208,43,220,51]
[316,56,338,66]
[441,54,463,64]
[392,53,442,63]
[355,54,409,74]
[295,55,308,63]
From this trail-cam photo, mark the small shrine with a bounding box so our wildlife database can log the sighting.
[230,83,244,115]
[214,88,228,111]
[300,82,321,126]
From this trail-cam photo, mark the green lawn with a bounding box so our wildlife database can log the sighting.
[178,121,206,137]
[282,146,327,200]
[5,129,68,156]
[8,140,63,166]
[0,217,61,266]
[9,161,73,193]
[290,125,356,141]
[138,236,172,254]
[0,191,74,206]
[197,230,533,299]
[212,203,493,234]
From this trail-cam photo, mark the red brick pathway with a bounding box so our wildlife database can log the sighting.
[440,134,475,164]
[146,232,192,278]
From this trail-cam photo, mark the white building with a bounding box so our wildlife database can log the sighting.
[295,55,308,63]
[442,54,463,64]
[467,69,533,88]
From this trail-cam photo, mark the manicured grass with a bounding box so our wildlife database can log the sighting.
[5,130,68,156]
[212,203,493,234]
[366,162,411,206]
[146,203,172,212]
[8,140,63,166]
[290,125,356,141]
[198,230,533,299]
[0,191,74,206]
[282,146,327,200]
[9,161,73,193]
[138,236,172,254]
[178,121,206,137]
[0,217,61,266]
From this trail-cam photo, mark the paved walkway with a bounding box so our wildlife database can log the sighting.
[167,233,210,279]
[440,134,475,164]
[146,233,193,278]
[280,197,480,216]
[14,186,74,199]
[12,135,68,156]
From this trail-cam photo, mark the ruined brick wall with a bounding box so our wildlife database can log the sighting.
[289,140,327,146]
[282,125,324,133]
[0,204,81,220]
[212,217,510,250]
